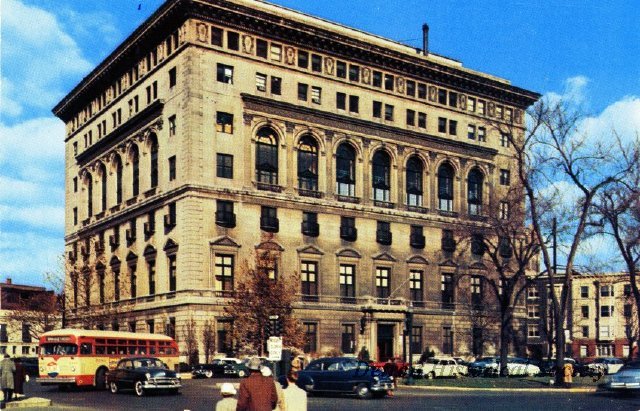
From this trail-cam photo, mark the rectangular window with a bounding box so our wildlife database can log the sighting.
[417,83,427,99]
[582,326,589,338]
[211,27,223,46]
[168,156,176,181]
[500,169,511,185]
[410,270,423,303]
[477,100,485,115]
[384,74,394,91]
[311,87,321,104]
[227,31,239,50]
[216,200,235,228]
[441,274,454,309]
[271,76,282,95]
[478,127,486,142]
[471,275,482,306]
[303,322,317,353]
[372,101,382,118]
[501,133,511,147]
[406,109,416,126]
[438,89,447,105]
[624,284,632,296]
[216,153,233,179]
[270,43,282,61]
[73,207,78,225]
[581,286,589,298]
[528,306,540,318]
[169,115,176,136]
[411,326,423,354]
[169,67,177,88]
[214,254,234,292]
[496,105,503,119]
[442,327,453,355]
[336,61,347,78]
[298,83,308,101]
[301,212,319,236]
[449,120,457,135]
[417,113,426,128]
[147,319,155,334]
[348,95,359,113]
[500,201,509,220]
[384,104,394,121]
[625,304,632,317]
[21,323,31,343]
[300,261,318,300]
[600,305,613,317]
[256,73,267,91]
[349,65,360,82]
[339,264,356,303]
[528,324,540,338]
[375,267,391,301]
[467,124,476,140]
[449,91,458,108]
[438,117,447,133]
[217,319,233,354]
[298,50,309,68]
[341,324,355,354]
[260,206,278,232]
[216,64,234,84]
[505,108,513,122]
[216,112,234,134]
[311,54,322,72]
[147,259,156,295]
[336,92,346,110]
[168,255,177,292]
[372,71,382,88]
[256,39,268,58]
[406,80,416,97]
[601,285,614,297]
[468,97,476,112]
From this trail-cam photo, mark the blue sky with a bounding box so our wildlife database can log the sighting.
[1,0,639,287]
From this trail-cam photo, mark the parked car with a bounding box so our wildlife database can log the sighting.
[369,358,409,377]
[224,358,251,378]
[468,357,499,376]
[468,357,540,377]
[602,361,640,391]
[540,358,587,377]
[106,357,181,397]
[297,357,394,399]
[587,357,624,375]
[415,357,468,379]
[192,358,243,378]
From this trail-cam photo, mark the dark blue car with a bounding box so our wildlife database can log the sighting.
[297,357,394,399]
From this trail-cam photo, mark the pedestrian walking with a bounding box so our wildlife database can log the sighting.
[12,358,27,400]
[0,355,15,405]
[261,366,285,411]
[282,371,306,411]
[216,382,238,411]
[563,362,573,389]
[236,357,277,411]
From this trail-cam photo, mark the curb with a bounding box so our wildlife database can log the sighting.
[4,397,52,408]
[400,384,597,393]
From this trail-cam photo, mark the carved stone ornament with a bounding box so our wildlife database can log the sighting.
[157,42,165,62]
[243,35,254,54]
[515,109,523,124]
[285,47,295,65]
[396,77,405,94]
[428,86,437,102]
[196,22,208,43]
[487,101,496,117]
[458,94,467,110]
[178,23,187,44]
[325,57,335,75]
[361,67,371,84]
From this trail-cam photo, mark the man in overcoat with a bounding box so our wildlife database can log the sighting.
[0,355,15,404]
[236,357,277,411]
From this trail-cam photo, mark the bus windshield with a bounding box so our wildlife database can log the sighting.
[42,343,78,355]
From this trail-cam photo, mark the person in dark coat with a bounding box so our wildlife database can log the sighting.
[0,354,15,404]
[236,357,277,411]
[13,358,27,400]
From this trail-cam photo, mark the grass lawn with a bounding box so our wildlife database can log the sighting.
[403,376,600,389]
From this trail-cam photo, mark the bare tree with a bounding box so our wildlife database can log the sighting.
[4,290,60,341]
[181,316,199,365]
[202,319,216,363]
[224,248,305,356]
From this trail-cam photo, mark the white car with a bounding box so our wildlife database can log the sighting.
[416,357,468,379]
[472,357,540,376]
[587,357,624,375]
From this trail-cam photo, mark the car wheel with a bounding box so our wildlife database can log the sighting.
[109,381,119,394]
[238,370,246,378]
[134,381,145,397]
[95,368,107,390]
[204,370,213,379]
[356,383,372,399]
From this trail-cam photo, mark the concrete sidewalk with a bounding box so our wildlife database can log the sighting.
[401,383,597,393]
[2,397,52,409]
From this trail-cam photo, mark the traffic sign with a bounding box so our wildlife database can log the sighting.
[267,336,283,361]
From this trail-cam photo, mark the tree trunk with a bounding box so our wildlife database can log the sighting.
[499,307,511,377]
[554,306,565,386]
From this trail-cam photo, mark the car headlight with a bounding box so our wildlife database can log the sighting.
[175,373,181,379]
[71,366,76,372]
[145,373,151,380]
[373,376,379,382]
[389,376,394,381]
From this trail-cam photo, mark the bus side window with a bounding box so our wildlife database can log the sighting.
[80,343,92,355]
[96,346,106,355]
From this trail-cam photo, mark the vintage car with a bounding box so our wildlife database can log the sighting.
[603,361,640,391]
[468,357,540,377]
[298,357,394,399]
[587,357,625,375]
[192,358,245,378]
[106,357,181,396]
[415,357,468,379]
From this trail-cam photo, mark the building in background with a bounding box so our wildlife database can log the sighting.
[0,278,57,357]
[55,0,539,362]
[526,272,637,360]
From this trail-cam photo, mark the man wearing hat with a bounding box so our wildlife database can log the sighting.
[237,357,277,411]
[216,382,238,411]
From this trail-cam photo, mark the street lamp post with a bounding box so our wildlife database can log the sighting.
[405,306,414,385]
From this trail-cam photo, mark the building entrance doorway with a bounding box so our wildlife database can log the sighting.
[377,324,395,361]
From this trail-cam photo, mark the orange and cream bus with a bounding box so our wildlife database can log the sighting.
[37,329,179,388]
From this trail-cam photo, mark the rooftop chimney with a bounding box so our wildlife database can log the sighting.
[422,23,429,56]
[6,278,11,285]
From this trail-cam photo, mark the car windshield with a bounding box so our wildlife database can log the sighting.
[42,343,78,355]
[133,358,166,369]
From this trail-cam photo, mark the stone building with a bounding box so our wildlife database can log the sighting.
[54,0,539,362]
[527,272,638,360]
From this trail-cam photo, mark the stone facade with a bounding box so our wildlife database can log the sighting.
[55,0,539,362]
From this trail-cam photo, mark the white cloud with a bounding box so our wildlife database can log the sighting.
[0,0,92,119]
[0,205,64,231]
[578,96,640,146]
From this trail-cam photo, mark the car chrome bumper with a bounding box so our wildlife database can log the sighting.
[371,382,394,391]
[37,377,76,384]
[142,380,182,390]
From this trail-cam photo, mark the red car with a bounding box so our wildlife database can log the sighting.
[369,358,409,377]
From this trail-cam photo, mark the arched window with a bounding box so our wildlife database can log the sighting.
[467,168,484,216]
[372,150,391,202]
[99,163,107,212]
[86,173,93,217]
[255,127,278,185]
[336,143,356,196]
[114,155,123,204]
[297,135,318,192]
[131,145,140,196]
[149,134,159,188]
[406,156,423,207]
[437,163,454,211]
